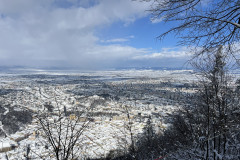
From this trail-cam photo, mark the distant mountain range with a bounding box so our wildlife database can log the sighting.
[115,66,192,71]
[0,65,192,72]
[1,66,240,74]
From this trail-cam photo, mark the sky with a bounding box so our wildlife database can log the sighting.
[0,0,191,70]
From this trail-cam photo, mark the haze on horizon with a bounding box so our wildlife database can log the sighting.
[0,0,190,70]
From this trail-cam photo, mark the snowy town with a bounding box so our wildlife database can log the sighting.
[0,69,198,159]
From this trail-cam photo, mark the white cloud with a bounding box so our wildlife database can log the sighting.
[0,0,151,69]
[101,35,135,43]
[150,17,164,24]
[0,0,52,16]
[101,38,129,43]
[132,47,191,60]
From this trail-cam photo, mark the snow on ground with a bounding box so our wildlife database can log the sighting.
[0,69,202,159]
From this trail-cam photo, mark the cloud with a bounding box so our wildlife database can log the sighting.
[0,0,152,69]
[132,47,191,60]
[150,17,164,24]
[101,38,129,43]
[100,35,135,43]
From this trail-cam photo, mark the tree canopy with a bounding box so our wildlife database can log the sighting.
[145,0,240,56]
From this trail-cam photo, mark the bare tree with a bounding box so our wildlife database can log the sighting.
[36,111,90,160]
[23,95,92,160]
[193,46,229,159]
[121,105,136,159]
[176,46,240,160]
[143,0,240,56]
